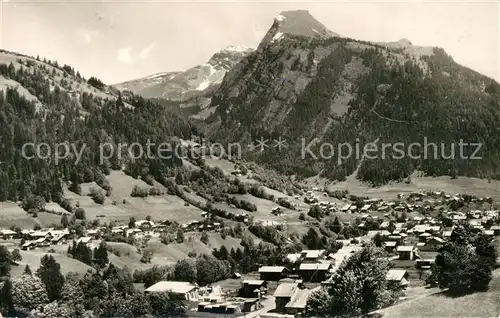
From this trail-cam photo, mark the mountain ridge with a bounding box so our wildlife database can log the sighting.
[113,45,253,101]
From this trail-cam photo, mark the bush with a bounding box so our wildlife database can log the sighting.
[131,185,149,198]
[148,187,163,196]
[74,207,86,220]
[89,187,105,204]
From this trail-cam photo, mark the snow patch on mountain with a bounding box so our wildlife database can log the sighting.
[271,32,284,43]
[275,14,286,22]
[224,45,252,53]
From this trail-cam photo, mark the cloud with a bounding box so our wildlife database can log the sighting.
[117,47,133,64]
[138,42,157,60]
[77,28,101,45]
[117,42,156,64]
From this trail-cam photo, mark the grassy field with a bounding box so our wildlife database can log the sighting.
[144,232,244,265]
[0,202,66,229]
[328,172,500,201]
[6,246,93,277]
[63,171,206,225]
[376,268,500,317]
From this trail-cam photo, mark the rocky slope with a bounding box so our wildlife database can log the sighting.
[203,10,500,185]
[114,46,253,101]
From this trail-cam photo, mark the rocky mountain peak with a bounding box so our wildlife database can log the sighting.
[259,10,338,48]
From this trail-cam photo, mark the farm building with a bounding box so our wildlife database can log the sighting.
[258,266,288,281]
[145,281,199,301]
[298,263,331,282]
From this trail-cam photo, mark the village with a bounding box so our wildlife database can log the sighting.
[1,189,499,318]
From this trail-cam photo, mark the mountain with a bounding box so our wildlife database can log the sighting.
[259,10,338,49]
[114,46,253,101]
[203,10,500,185]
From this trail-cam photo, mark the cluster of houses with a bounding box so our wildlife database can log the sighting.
[1,216,230,253]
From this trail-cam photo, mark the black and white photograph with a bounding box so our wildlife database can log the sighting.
[0,0,499,317]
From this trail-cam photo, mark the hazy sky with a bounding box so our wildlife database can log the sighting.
[0,0,498,84]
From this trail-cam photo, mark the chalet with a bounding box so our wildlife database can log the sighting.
[51,233,68,245]
[77,236,92,246]
[386,269,409,288]
[396,246,416,260]
[274,283,299,312]
[145,281,199,301]
[21,241,36,251]
[0,229,17,240]
[490,226,500,235]
[387,235,404,244]
[360,204,371,212]
[418,232,431,243]
[285,286,321,315]
[384,241,398,252]
[416,258,435,270]
[86,229,100,239]
[258,266,287,281]
[34,236,50,247]
[300,250,326,263]
[426,236,444,248]
[442,230,453,239]
[29,231,50,240]
[240,280,267,298]
[340,204,351,212]
[298,263,331,282]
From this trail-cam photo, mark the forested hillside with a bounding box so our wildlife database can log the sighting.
[206,32,500,185]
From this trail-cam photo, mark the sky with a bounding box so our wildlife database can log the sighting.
[0,0,498,84]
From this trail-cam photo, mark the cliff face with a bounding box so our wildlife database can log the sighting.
[202,11,500,185]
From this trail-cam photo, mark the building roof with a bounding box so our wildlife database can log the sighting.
[0,229,16,235]
[285,286,321,310]
[386,269,408,281]
[396,246,414,252]
[299,263,331,271]
[145,281,197,294]
[242,280,265,286]
[258,266,286,273]
[302,250,325,258]
[273,283,298,298]
[384,241,397,247]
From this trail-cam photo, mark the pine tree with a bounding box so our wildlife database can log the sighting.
[60,214,69,228]
[23,265,32,276]
[94,241,109,267]
[36,255,65,301]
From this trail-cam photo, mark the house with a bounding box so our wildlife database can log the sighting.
[51,233,68,245]
[416,258,435,270]
[300,250,326,263]
[258,266,287,281]
[135,220,155,231]
[418,232,431,243]
[285,287,321,315]
[384,241,398,253]
[240,280,267,298]
[490,226,500,235]
[274,283,299,312]
[396,246,416,260]
[0,229,17,240]
[298,263,331,282]
[426,236,444,248]
[86,229,101,239]
[145,281,199,301]
[32,237,49,247]
[386,269,409,288]
[77,237,92,245]
[21,241,36,251]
